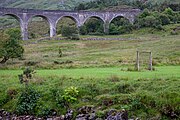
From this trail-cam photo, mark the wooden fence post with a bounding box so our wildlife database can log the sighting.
[149,52,152,71]
[136,51,140,71]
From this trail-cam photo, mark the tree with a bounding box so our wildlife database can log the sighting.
[159,13,170,25]
[109,17,133,35]
[79,25,87,35]
[0,28,24,64]
[61,25,79,40]
[84,18,104,34]
[75,3,85,10]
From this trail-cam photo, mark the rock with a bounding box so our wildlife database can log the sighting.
[106,109,128,120]
[47,118,53,120]
[76,106,96,120]
[64,109,73,120]
[96,118,103,120]
[54,117,64,120]
[89,113,96,120]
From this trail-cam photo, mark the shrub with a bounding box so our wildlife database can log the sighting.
[0,28,24,64]
[116,83,134,94]
[79,25,87,35]
[62,86,79,103]
[18,67,35,84]
[109,24,119,35]
[109,75,120,82]
[144,16,161,28]
[159,14,170,25]
[109,17,133,35]
[139,8,151,18]
[71,34,80,40]
[61,25,79,40]
[7,88,18,99]
[24,61,39,66]
[170,31,178,35]
[83,18,104,35]
[59,47,62,57]
[16,86,40,115]
[88,32,104,36]
[56,86,79,108]
[0,93,10,107]
[80,83,100,99]
[29,32,36,39]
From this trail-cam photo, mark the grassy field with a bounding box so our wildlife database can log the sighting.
[1,24,179,69]
[0,66,180,79]
[0,24,180,119]
[0,66,179,119]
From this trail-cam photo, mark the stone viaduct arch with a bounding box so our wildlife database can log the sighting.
[0,7,141,40]
[1,13,25,38]
[28,15,51,38]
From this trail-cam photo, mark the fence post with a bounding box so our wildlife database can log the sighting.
[149,52,152,71]
[136,51,140,71]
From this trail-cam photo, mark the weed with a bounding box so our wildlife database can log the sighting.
[109,75,120,82]
[24,61,39,66]
[16,86,40,115]
[116,83,135,94]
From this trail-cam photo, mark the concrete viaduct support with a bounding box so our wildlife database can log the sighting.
[0,7,141,40]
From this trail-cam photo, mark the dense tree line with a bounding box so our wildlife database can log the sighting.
[75,0,180,11]
[135,8,180,29]
[75,8,179,36]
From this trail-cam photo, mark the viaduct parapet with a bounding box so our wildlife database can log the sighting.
[0,7,141,40]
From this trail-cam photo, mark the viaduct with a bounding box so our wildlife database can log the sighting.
[0,7,141,40]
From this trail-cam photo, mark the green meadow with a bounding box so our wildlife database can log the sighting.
[0,24,180,119]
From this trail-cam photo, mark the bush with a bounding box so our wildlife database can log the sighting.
[0,93,10,107]
[16,86,40,115]
[0,28,24,64]
[83,18,104,35]
[109,24,119,35]
[79,26,87,35]
[71,34,80,40]
[109,17,133,35]
[56,86,79,108]
[144,16,161,28]
[24,61,39,66]
[116,83,135,94]
[159,14,170,25]
[88,31,104,36]
[63,86,79,103]
[61,25,79,40]
[80,83,100,99]
[109,75,120,82]
[170,30,179,35]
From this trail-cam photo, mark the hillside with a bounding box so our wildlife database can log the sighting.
[0,0,179,10]
[0,0,94,10]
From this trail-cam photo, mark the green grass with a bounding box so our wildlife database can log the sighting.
[0,66,179,119]
[1,24,179,69]
[0,66,179,79]
[0,24,180,119]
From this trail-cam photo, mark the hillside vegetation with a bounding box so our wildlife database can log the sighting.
[0,24,179,69]
[0,0,179,11]
[0,0,93,10]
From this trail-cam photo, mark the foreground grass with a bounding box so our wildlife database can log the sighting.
[0,66,180,119]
